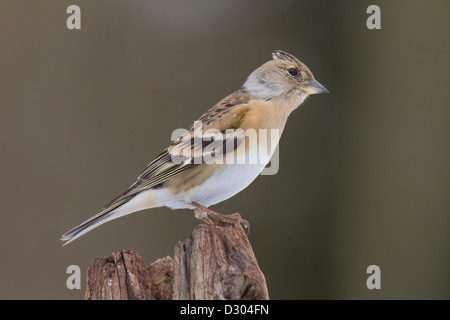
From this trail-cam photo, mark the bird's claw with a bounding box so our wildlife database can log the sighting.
[213,212,250,234]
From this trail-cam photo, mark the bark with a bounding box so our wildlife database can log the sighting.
[85,224,269,300]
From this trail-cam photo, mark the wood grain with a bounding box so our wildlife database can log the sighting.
[85,224,268,300]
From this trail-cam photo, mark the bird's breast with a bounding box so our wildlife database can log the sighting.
[178,161,267,208]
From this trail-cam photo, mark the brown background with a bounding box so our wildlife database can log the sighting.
[0,0,449,299]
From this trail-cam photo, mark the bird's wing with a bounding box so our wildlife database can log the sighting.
[102,90,253,210]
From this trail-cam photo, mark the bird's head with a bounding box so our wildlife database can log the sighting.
[243,50,328,102]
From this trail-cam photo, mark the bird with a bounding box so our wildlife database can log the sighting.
[61,50,328,245]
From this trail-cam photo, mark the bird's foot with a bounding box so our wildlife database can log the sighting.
[192,202,250,234]
[211,211,250,233]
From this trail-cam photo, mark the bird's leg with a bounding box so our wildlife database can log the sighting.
[191,201,250,233]
[194,208,214,225]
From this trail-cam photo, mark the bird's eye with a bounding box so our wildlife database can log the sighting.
[287,68,298,76]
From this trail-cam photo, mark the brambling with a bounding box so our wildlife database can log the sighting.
[61,50,328,245]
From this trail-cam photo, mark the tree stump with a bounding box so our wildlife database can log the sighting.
[85,224,269,300]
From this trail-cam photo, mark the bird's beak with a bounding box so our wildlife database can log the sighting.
[302,79,329,94]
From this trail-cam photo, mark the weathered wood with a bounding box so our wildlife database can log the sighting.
[85,224,269,300]
[84,249,173,300]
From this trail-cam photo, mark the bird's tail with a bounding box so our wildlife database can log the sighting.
[60,193,150,246]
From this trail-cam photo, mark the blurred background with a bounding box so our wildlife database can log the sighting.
[0,0,449,299]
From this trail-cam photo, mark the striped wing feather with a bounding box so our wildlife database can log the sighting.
[102,90,253,210]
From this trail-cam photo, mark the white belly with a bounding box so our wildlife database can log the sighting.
[162,162,267,209]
